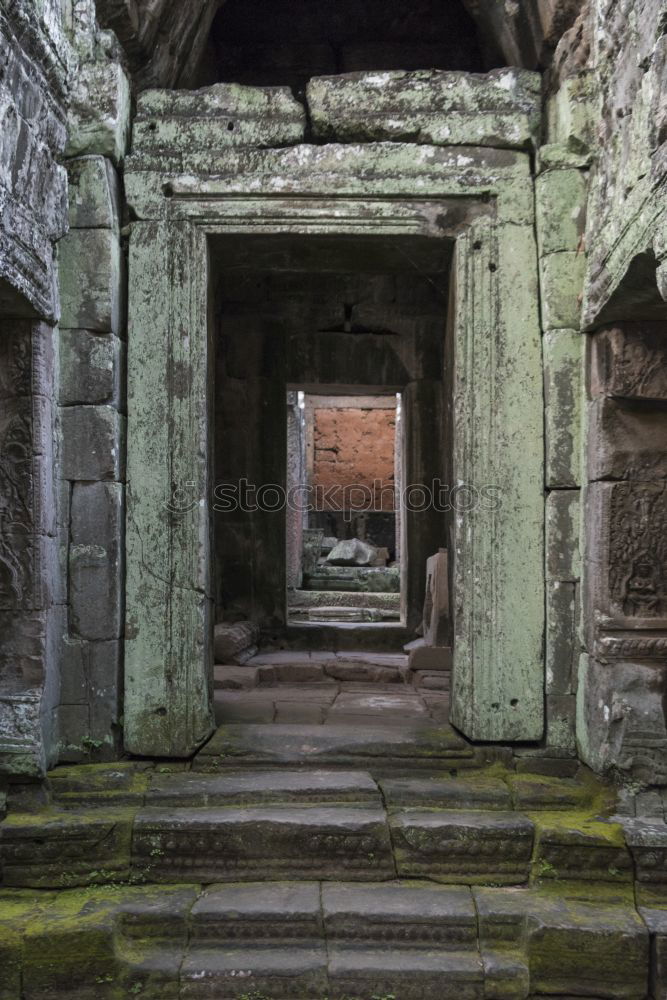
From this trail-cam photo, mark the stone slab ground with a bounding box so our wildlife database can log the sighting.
[0,684,664,996]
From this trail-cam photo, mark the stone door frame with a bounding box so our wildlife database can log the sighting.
[124,143,545,755]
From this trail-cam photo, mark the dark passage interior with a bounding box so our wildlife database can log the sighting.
[286,390,402,625]
[197,0,488,89]
[211,234,453,636]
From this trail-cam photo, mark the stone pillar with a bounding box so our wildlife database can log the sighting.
[286,391,304,592]
[578,322,667,782]
[450,221,545,742]
[0,321,60,777]
[124,221,214,757]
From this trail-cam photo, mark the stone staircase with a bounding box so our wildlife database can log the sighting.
[0,714,664,998]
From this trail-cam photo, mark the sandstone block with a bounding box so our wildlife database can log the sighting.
[69,482,124,640]
[543,328,583,487]
[307,68,541,148]
[60,405,125,480]
[59,329,124,406]
[585,482,667,631]
[213,621,259,663]
[0,808,132,887]
[408,644,452,672]
[67,155,121,229]
[539,251,586,330]
[590,322,667,400]
[391,810,534,883]
[545,693,577,752]
[132,805,395,882]
[534,816,632,882]
[546,490,581,581]
[588,397,667,480]
[66,57,131,163]
[546,580,576,694]
[59,228,125,333]
[133,83,306,152]
[536,168,587,255]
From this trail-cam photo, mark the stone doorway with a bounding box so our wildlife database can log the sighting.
[124,138,545,756]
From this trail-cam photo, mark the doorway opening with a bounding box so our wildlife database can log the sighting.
[287,390,403,625]
[210,232,452,640]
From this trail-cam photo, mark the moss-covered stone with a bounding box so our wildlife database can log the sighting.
[0,809,135,889]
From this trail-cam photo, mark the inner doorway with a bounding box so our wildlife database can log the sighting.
[211,232,452,637]
[287,390,403,625]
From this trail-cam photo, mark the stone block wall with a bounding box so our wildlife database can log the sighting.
[533,64,592,755]
[57,152,128,762]
[311,402,396,512]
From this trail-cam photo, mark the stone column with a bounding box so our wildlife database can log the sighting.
[124,221,214,757]
[450,221,545,742]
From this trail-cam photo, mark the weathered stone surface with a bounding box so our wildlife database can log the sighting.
[590,323,667,401]
[546,580,576,695]
[194,722,473,772]
[58,329,124,406]
[543,327,583,488]
[588,397,667,480]
[307,69,541,148]
[577,655,667,783]
[66,56,131,163]
[213,665,259,690]
[58,638,122,760]
[213,621,259,664]
[539,250,586,330]
[60,405,124,481]
[323,661,401,683]
[390,810,534,883]
[0,8,69,321]
[546,489,581,582]
[304,564,401,592]
[180,947,329,999]
[48,761,150,807]
[536,168,587,256]
[585,481,667,631]
[380,775,512,810]
[0,808,133,887]
[133,83,306,152]
[327,948,485,1000]
[190,882,322,942]
[408,644,452,672]
[69,482,124,640]
[534,816,631,883]
[132,805,394,882]
[124,221,214,758]
[621,818,667,885]
[67,156,121,230]
[451,222,545,742]
[59,228,125,334]
[145,769,381,808]
[322,882,477,947]
[327,537,378,567]
[475,885,648,998]
[545,693,577,753]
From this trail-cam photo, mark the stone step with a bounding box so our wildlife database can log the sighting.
[1,880,649,999]
[193,722,481,773]
[132,805,396,883]
[390,809,535,884]
[143,769,382,808]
